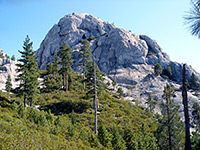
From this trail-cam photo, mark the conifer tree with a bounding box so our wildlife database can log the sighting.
[98,123,112,148]
[58,41,73,91]
[156,83,184,150]
[16,35,40,107]
[189,72,199,90]
[11,55,15,61]
[52,54,60,74]
[85,61,106,97]
[111,126,126,150]
[146,93,156,112]
[79,40,92,90]
[5,74,12,94]
[44,55,62,92]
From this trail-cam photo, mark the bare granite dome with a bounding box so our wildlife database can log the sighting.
[36,13,200,117]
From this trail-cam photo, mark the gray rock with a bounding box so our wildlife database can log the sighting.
[36,13,200,119]
[0,49,20,91]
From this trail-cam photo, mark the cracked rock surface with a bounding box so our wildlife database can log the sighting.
[36,13,200,117]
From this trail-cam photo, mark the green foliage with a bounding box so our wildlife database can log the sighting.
[85,61,106,98]
[111,126,126,150]
[78,40,92,90]
[43,55,63,92]
[124,123,158,150]
[0,74,159,149]
[147,50,155,56]
[112,79,117,88]
[58,41,73,91]
[5,54,10,59]
[189,72,199,91]
[154,63,163,75]
[5,75,12,93]
[191,131,200,150]
[127,85,136,90]
[88,35,95,41]
[162,65,173,80]
[0,54,4,59]
[98,123,112,147]
[117,87,124,97]
[16,35,40,107]
[192,102,200,130]
[146,93,157,112]
[156,83,184,150]
[11,55,15,61]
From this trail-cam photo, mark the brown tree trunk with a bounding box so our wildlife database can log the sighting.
[182,64,191,150]
[24,94,27,108]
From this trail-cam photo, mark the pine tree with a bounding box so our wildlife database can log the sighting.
[98,123,112,148]
[43,55,62,92]
[85,61,106,97]
[111,126,126,150]
[5,74,12,94]
[156,83,184,150]
[79,40,92,91]
[11,55,15,61]
[58,41,73,91]
[52,54,60,74]
[189,72,199,90]
[16,35,40,107]
[146,93,157,112]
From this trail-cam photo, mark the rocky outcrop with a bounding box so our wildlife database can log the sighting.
[0,49,19,91]
[36,13,200,116]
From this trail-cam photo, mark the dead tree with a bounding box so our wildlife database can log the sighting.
[182,64,191,150]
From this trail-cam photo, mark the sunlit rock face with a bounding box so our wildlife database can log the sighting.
[36,13,200,117]
[0,48,20,91]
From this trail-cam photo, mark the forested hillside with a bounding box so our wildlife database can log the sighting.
[0,36,200,150]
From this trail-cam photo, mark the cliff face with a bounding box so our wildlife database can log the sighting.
[0,49,19,91]
[36,13,200,116]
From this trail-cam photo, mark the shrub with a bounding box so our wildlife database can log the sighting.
[154,63,163,75]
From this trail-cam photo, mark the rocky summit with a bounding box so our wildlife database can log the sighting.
[38,13,200,115]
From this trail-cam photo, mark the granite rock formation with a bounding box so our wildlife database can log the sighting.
[36,13,200,117]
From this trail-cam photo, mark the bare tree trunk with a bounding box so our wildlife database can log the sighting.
[182,64,191,150]
[94,62,98,134]
[24,94,26,108]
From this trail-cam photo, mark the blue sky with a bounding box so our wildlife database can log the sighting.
[0,0,199,72]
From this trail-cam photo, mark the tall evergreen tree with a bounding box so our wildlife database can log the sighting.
[189,72,199,90]
[16,35,40,107]
[79,40,92,91]
[43,55,62,92]
[146,93,157,112]
[52,54,60,74]
[156,83,184,150]
[5,74,12,94]
[58,41,73,91]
